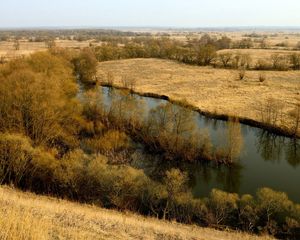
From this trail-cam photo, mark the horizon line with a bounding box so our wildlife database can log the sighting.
[1,25,300,31]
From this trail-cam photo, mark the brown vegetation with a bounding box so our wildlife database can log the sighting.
[0,186,274,240]
[97,58,300,136]
[0,50,299,239]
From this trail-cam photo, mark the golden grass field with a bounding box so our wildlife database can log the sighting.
[0,186,274,240]
[169,31,300,48]
[97,58,300,134]
[217,48,300,64]
[0,40,98,61]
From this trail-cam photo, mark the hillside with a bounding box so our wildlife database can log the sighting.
[0,186,273,240]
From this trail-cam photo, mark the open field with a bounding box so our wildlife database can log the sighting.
[0,186,274,240]
[162,31,300,49]
[0,40,100,61]
[97,58,300,134]
[217,48,300,64]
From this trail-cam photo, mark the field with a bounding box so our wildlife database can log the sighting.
[0,186,274,240]
[97,58,300,133]
[217,48,300,64]
[0,40,98,61]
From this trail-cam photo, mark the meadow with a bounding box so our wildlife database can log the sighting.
[0,186,275,240]
[97,58,300,136]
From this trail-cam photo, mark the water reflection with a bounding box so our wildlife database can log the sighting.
[286,138,300,168]
[99,86,300,202]
[215,164,243,193]
[255,130,285,163]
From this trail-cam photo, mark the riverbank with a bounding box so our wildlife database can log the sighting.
[97,58,300,138]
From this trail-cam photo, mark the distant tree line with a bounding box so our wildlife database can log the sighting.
[93,35,300,71]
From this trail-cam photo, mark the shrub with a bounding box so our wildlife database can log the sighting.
[238,194,258,232]
[163,168,188,219]
[145,102,212,162]
[289,53,300,70]
[255,59,273,70]
[270,54,290,71]
[0,133,60,189]
[0,133,34,185]
[256,188,293,234]
[196,45,217,66]
[121,74,136,90]
[259,73,267,82]
[258,98,284,126]
[73,48,98,84]
[86,156,151,210]
[218,53,233,68]
[207,189,239,226]
[84,130,131,155]
[0,52,80,150]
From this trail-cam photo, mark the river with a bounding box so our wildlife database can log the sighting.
[97,86,300,202]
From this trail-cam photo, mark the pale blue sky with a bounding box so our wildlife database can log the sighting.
[0,0,299,28]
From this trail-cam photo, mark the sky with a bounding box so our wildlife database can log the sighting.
[0,0,299,28]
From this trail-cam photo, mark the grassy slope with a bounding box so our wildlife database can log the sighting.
[0,186,274,240]
[97,58,300,134]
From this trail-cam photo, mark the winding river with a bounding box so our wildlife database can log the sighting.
[99,86,300,202]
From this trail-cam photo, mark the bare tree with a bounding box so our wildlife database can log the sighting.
[258,98,284,126]
[121,75,136,91]
[219,53,233,68]
[271,54,289,71]
[289,53,300,70]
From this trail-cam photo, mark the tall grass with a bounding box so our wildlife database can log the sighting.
[0,186,274,240]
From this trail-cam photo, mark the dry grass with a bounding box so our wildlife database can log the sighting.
[0,40,102,61]
[0,186,274,240]
[218,48,300,64]
[97,58,300,133]
[170,31,300,48]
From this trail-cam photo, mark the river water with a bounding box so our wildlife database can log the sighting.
[100,86,300,202]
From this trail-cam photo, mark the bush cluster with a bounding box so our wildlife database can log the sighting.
[0,50,299,238]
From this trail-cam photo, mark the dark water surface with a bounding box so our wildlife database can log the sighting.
[100,87,300,202]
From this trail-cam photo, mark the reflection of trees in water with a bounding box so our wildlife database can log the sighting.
[255,130,285,162]
[241,124,249,137]
[255,129,300,167]
[285,138,300,168]
[190,164,213,186]
[215,164,242,193]
[187,163,242,194]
